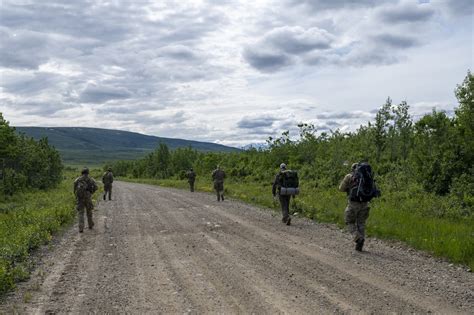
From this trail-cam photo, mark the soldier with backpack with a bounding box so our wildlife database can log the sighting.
[212,165,226,201]
[186,168,196,192]
[102,167,114,200]
[74,167,98,233]
[272,163,299,226]
[339,162,380,251]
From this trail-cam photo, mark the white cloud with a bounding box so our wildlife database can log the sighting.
[0,0,472,147]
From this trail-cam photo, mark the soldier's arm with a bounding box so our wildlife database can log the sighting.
[338,174,352,192]
[90,178,98,193]
[272,174,279,196]
[73,180,78,195]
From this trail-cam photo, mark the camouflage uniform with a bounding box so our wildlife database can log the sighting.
[272,166,292,225]
[339,171,370,247]
[212,167,226,201]
[102,170,114,200]
[74,172,98,233]
[186,169,196,192]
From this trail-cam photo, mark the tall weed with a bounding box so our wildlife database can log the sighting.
[0,179,76,294]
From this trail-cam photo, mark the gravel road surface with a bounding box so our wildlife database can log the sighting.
[2,181,473,314]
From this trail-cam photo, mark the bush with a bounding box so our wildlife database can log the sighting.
[0,180,75,294]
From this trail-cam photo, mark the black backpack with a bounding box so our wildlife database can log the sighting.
[349,163,380,202]
[280,170,299,188]
[279,170,300,196]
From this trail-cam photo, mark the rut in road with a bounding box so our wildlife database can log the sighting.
[2,181,473,314]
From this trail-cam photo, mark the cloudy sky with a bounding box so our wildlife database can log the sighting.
[0,0,472,147]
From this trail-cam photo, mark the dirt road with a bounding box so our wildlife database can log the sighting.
[2,181,473,314]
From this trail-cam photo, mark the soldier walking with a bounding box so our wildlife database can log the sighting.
[339,162,379,251]
[186,168,196,192]
[211,165,226,201]
[102,167,114,200]
[74,168,98,233]
[272,163,299,226]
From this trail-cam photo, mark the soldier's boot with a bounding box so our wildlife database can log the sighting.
[103,193,106,201]
[109,191,112,201]
[355,238,364,251]
[286,217,291,226]
[221,194,224,201]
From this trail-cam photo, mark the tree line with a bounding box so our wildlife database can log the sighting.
[0,114,63,198]
[110,71,473,218]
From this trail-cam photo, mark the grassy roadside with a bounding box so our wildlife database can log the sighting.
[0,170,103,295]
[122,177,474,270]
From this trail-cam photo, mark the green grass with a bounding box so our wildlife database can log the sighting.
[123,177,474,270]
[0,170,103,295]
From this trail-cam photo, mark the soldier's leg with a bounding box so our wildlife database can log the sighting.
[285,196,291,225]
[214,183,220,201]
[279,195,290,223]
[103,189,106,200]
[77,203,85,232]
[356,205,370,241]
[220,183,224,201]
[86,199,94,229]
[108,185,112,200]
[344,202,358,241]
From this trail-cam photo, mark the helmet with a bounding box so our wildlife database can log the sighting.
[107,167,112,171]
[280,163,287,170]
[81,167,89,175]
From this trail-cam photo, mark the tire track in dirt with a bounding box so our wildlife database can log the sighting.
[160,190,421,313]
[154,189,356,313]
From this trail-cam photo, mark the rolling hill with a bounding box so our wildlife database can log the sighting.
[15,127,239,166]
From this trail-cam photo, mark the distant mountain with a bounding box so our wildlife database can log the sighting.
[15,127,239,166]
[240,143,268,150]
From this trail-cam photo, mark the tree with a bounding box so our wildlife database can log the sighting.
[373,97,393,162]
[412,110,455,194]
[392,101,413,160]
[454,70,474,170]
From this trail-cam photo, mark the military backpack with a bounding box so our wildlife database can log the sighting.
[349,163,380,202]
[75,177,89,199]
[279,170,300,196]
[76,176,97,199]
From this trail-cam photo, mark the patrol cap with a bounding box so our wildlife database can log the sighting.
[81,167,89,174]
[280,163,287,170]
[108,167,112,171]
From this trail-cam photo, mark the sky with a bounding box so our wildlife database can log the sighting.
[0,0,472,147]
